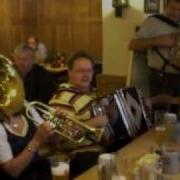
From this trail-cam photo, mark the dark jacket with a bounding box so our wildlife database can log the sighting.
[24,64,56,103]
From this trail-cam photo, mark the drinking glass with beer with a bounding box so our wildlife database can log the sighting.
[154,126,167,148]
[154,111,167,148]
[51,161,70,180]
[49,154,70,180]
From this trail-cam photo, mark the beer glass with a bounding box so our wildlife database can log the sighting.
[162,145,180,175]
[98,153,120,180]
[154,126,167,148]
[50,155,69,180]
[51,161,69,180]
[154,111,168,148]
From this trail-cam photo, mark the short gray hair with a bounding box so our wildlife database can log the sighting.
[14,44,34,59]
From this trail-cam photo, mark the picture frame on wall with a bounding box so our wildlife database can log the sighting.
[144,0,160,14]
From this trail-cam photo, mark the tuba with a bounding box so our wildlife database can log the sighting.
[0,54,25,113]
[0,54,104,144]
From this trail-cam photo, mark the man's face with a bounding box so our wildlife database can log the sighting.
[27,37,37,50]
[166,0,180,22]
[13,52,34,77]
[68,58,93,91]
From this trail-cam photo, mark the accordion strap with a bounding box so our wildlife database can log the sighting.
[151,14,180,75]
[152,14,179,28]
[153,47,180,76]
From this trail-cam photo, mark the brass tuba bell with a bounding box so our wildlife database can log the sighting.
[0,54,25,113]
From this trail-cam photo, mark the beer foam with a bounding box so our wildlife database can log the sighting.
[51,162,69,176]
[155,126,166,131]
[99,153,113,160]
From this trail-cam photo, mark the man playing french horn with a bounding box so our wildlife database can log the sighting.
[49,51,110,178]
[49,51,108,130]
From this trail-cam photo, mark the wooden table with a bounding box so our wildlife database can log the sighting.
[75,128,180,180]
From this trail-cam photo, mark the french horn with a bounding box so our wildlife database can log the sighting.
[0,54,104,144]
[25,101,104,144]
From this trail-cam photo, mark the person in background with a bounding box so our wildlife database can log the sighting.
[13,44,55,104]
[26,35,48,64]
[129,0,180,100]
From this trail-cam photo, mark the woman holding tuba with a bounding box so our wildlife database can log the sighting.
[0,55,54,180]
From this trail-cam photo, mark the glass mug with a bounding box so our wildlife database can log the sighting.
[153,111,176,148]
[51,161,69,180]
[98,153,120,180]
[162,149,180,175]
[154,126,167,148]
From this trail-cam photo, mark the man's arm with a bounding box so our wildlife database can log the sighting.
[86,115,108,128]
[129,34,176,51]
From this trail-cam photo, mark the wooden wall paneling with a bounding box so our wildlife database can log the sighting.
[0,0,12,56]
[37,0,71,60]
[51,0,71,58]
[96,74,127,96]
[0,0,5,25]
[89,22,102,60]
[37,25,54,60]
[55,24,71,57]
[0,27,10,56]
[10,25,24,53]
[37,0,53,59]
[9,0,38,54]
[71,0,90,21]
[70,0,90,54]
[0,0,102,60]
[10,0,23,25]
[9,0,23,53]
[10,0,38,39]
[89,0,102,60]
[71,22,90,54]
[0,0,7,55]
[89,0,102,18]
[21,0,37,37]
[70,0,102,59]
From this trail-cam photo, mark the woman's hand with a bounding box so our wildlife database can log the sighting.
[33,121,54,146]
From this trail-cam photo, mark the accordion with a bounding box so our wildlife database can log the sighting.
[91,87,152,142]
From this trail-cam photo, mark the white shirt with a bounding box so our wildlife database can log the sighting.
[0,124,13,163]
